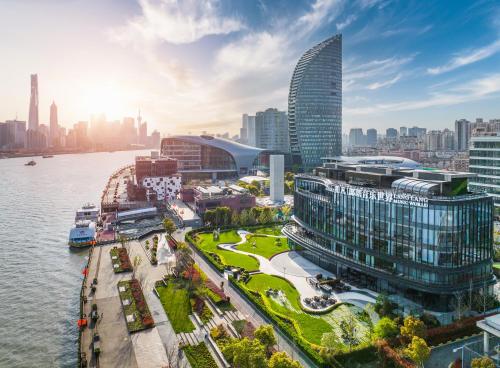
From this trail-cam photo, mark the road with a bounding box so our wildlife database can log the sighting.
[173,228,317,368]
[425,334,483,368]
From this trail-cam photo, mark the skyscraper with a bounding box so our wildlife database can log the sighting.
[242,114,256,147]
[366,128,377,147]
[49,101,59,145]
[28,74,39,131]
[288,34,342,169]
[255,108,289,152]
[455,119,470,151]
[348,128,364,147]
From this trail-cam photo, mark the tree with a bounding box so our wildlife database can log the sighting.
[163,217,176,236]
[400,316,426,340]
[174,242,193,276]
[231,211,240,226]
[404,336,430,368]
[374,293,397,318]
[222,338,267,368]
[239,209,250,226]
[204,209,216,227]
[340,314,358,351]
[471,356,495,368]
[268,352,302,368]
[132,255,142,279]
[254,325,276,354]
[373,317,399,340]
[320,332,343,354]
[281,205,292,220]
[118,234,128,249]
[258,208,273,225]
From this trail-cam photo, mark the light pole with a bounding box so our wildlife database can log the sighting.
[452,346,464,368]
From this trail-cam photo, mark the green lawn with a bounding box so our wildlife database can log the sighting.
[194,231,260,271]
[157,280,195,333]
[236,235,290,259]
[183,342,218,368]
[243,274,371,346]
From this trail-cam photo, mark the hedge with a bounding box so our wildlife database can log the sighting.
[426,312,497,346]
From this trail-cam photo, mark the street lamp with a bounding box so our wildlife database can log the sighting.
[452,346,464,368]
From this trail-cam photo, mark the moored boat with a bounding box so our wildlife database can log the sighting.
[69,220,96,248]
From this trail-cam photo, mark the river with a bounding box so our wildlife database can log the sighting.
[0,150,148,367]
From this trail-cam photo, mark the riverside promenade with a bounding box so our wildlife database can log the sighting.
[79,238,189,368]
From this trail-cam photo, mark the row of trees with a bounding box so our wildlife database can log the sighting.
[203,206,291,228]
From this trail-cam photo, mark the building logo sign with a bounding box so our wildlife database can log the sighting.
[331,185,429,207]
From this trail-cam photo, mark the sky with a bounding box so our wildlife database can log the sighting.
[1,0,500,135]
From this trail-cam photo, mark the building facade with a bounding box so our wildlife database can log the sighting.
[288,35,342,169]
[49,101,58,146]
[469,136,500,212]
[366,129,377,147]
[28,74,39,131]
[455,119,471,151]
[255,108,289,152]
[284,163,494,311]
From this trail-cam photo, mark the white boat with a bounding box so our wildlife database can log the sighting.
[75,203,99,222]
[69,220,96,248]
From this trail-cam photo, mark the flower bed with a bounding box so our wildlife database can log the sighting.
[110,247,132,273]
[183,342,218,368]
[117,279,155,333]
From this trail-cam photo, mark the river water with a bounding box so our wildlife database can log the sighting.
[0,150,148,367]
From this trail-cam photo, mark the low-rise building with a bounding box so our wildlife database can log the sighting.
[187,185,256,215]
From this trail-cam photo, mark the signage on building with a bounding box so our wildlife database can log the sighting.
[331,185,429,207]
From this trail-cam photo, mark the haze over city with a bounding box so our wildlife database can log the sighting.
[1,0,500,135]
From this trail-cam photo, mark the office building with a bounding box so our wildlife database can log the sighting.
[139,119,148,146]
[270,155,284,203]
[161,135,276,182]
[349,128,365,147]
[49,101,58,146]
[255,108,289,152]
[400,127,408,136]
[408,126,427,138]
[150,130,161,149]
[386,128,398,139]
[26,129,47,150]
[469,135,500,211]
[4,120,26,149]
[288,34,342,169]
[284,161,494,311]
[28,74,39,131]
[366,129,377,147]
[455,119,470,151]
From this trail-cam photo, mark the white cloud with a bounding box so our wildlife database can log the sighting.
[427,39,500,75]
[111,0,244,45]
[336,14,357,30]
[367,73,401,90]
[345,73,500,115]
[295,0,343,36]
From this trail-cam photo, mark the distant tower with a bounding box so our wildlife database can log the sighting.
[28,74,39,131]
[50,101,59,144]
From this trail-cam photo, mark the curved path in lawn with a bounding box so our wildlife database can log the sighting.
[217,230,378,320]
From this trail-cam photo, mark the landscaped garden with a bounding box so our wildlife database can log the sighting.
[156,277,196,333]
[110,247,132,273]
[182,342,219,368]
[236,233,290,259]
[188,230,260,271]
[117,279,154,333]
[231,273,375,367]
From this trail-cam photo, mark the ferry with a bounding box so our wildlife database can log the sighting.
[69,220,96,248]
[25,160,36,166]
[69,204,100,248]
[75,203,99,222]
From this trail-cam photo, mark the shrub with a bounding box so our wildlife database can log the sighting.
[373,317,399,340]
[400,316,426,340]
[471,356,495,368]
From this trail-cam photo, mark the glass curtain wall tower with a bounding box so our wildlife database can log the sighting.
[288,35,342,170]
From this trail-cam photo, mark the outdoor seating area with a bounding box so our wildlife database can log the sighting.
[308,274,352,293]
[303,294,337,309]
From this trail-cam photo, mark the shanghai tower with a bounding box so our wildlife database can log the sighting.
[28,74,39,131]
[288,35,342,170]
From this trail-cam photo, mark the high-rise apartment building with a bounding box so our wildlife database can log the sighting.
[49,101,59,146]
[288,34,342,169]
[408,126,427,137]
[366,128,377,147]
[400,127,408,136]
[349,128,365,147]
[455,119,470,151]
[255,108,289,152]
[28,74,39,131]
[469,135,500,211]
[242,114,256,147]
[386,128,398,139]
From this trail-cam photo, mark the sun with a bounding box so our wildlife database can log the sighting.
[80,82,128,118]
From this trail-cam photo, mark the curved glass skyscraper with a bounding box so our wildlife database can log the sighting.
[288,34,342,170]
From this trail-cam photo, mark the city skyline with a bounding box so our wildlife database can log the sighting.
[1,0,500,135]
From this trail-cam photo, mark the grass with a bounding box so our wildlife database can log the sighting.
[232,320,246,335]
[157,279,195,333]
[183,342,218,368]
[243,274,371,346]
[493,262,500,270]
[251,225,284,236]
[236,235,290,259]
[194,231,260,271]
